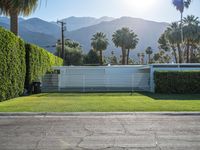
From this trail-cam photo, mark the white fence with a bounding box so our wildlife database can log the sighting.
[41,64,200,93]
[57,66,150,92]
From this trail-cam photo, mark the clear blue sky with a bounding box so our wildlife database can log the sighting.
[26,0,200,23]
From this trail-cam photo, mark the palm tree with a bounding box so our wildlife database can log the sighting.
[141,53,145,65]
[165,22,181,63]
[172,0,191,43]
[145,47,153,64]
[91,32,109,65]
[112,27,136,65]
[183,15,200,63]
[0,0,38,35]
[126,32,139,65]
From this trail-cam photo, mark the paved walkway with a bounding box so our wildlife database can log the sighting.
[0,113,200,150]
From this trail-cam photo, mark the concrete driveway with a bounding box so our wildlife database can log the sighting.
[0,113,200,150]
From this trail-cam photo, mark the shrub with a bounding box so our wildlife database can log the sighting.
[0,27,26,101]
[83,50,100,65]
[25,44,63,90]
[154,71,200,94]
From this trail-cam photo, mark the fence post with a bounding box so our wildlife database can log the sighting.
[83,74,85,93]
[131,74,134,93]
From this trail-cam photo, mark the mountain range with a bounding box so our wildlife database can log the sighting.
[0,16,168,57]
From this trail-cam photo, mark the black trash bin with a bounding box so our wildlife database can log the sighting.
[32,82,41,94]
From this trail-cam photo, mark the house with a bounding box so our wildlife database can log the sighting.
[42,64,200,93]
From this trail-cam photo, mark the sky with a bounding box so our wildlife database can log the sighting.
[25,0,200,23]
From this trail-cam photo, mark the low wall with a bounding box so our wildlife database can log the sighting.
[42,66,151,92]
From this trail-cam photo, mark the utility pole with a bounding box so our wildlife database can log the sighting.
[57,20,66,59]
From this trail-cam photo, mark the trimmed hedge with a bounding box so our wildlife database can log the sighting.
[25,44,63,89]
[154,71,200,94]
[0,27,26,101]
[0,27,63,101]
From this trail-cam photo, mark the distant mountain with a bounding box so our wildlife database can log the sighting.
[0,22,9,29]
[66,17,168,58]
[0,17,24,25]
[61,16,115,31]
[0,16,168,57]
[20,18,60,38]
[0,17,10,24]
[0,17,57,52]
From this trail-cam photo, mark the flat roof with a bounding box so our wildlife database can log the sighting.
[53,64,200,70]
[151,63,200,68]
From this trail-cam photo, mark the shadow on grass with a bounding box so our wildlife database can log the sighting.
[33,92,143,97]
[32,92,200,100]
[142,92,200,101]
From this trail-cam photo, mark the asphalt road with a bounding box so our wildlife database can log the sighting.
[0,113,200,150]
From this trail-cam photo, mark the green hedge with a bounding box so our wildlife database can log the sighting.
[154,71,200,94]
[25,44,63,89]
[0,27,63,101]
[0,28,26,101]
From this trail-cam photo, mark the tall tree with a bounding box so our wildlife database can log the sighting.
[0,0,38,35]
[158,15,200,63]
[91,32,109,65]
[172,0,191,43]
[126,32,139,65]
[145,47,153,64]
[112,27,138,65]
[165,22,182,63]
[183,15,200,63]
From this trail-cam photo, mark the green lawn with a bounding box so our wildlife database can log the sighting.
[0,93,200,112]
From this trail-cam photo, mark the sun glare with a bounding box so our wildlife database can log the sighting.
[122,0,157,11]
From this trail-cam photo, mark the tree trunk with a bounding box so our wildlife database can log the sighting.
[177,43,182,63]
[99,50,103,65]
[10,10,18,36]
[172,46,178,63]
[121,46,126,65]
[186,40,190,63]
[190,45,194,63]
[180,12,183,43]
[126,49,130,65]
[148,54,151,64]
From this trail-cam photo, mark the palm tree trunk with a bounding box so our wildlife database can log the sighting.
[100,50,103,65]
[126,49,130,65]
[180,12,183,43]
[10,10,18,36]
[186,40,190,63]
[177,43,182,63]
[122,46,126,65]
[190,46,194,63]
[148,54,151,64]
[172,46,178,63]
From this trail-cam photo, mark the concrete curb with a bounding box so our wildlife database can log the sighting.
[0,112,200,117]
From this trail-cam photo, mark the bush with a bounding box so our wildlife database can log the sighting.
[154,71,200,94]
[83,50,100,65]
[0,27,26,101]
[25,44,63,90]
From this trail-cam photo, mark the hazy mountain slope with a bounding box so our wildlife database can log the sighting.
[0,16,168,56]
[0,19,57,53]
[0,22,9,29]
[66,17,168,58]
[20,18,60,38]
[61,16,115,31]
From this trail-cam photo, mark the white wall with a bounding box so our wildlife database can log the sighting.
[53,66,150,92]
